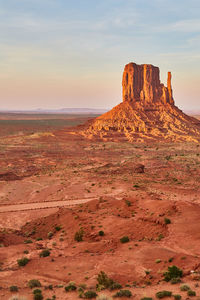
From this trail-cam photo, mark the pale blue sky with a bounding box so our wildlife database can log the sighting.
[0,0,200,110]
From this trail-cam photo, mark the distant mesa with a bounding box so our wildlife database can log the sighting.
[81,62,200,142]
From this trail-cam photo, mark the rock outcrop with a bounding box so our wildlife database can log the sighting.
[80,62,200,142]
[122,63,174,105]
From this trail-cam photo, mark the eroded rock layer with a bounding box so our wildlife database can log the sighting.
[81,62,200,142]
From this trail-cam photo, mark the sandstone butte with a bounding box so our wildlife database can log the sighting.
[80,62,200,142]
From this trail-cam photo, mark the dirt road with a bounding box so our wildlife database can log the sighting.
[0,197,98,213]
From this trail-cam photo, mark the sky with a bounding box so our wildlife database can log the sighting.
[0,0,200,111]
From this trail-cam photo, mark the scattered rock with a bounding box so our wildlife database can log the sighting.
[133,164,145,173]
[0,172,21,181]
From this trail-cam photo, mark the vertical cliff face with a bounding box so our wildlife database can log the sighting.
[122,62,174,105]
[167,72,174,105]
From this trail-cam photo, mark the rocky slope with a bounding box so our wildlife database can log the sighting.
[81,62,200,142]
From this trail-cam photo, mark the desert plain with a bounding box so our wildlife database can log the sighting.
[0,112,200,300]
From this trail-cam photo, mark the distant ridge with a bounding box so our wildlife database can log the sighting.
[0,108,108,114]
[184,110,200,116]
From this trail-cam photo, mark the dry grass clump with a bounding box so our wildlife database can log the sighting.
[97,295,113,300]
[8,296,28,300]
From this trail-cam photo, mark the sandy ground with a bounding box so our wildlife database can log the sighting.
[0,114,200,299]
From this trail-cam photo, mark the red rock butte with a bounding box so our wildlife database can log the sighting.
[81,62,200,142]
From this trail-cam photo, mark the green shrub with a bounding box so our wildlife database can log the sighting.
[163,266,183,282]
[157,234,164,241]
[170,277,181,284]
[120,236,129,243]
[164,218,171,225]
[33,293,43,300]
[156,291,172,298]
[165,155,171,161]
[55,226,61,231]
[97,271,114,289]
[64,281,77,292]
[47,232,53,239]
[84,290,98,298]
[74,229,84,242]
[180,284,190,291]
[24,239,32,244]
[113,289,132,297]
[17,257,29,267]
[99,231,105,236]
[79,283,87,290]
[173,295,181,300]
[10,286,18,292]
[33,289,42,294]
[109,282,122,290]
[45,284,53,290]
[125,200,131,207]
[187,290,196,296]
[39,249,50,257]
[28,279,41,288]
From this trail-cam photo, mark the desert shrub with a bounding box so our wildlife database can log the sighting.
[39,249,50,257]
[165,155,171,161]
[113,289,132,298]
[84,290,98,298]
[55,226,61,231]
[157,234,164,241]
[33,289,42,294]
[156,291,172,298]
[33,293,43,300]
[96,271,122,292]
[49,296,56,300]
[47,232,53,239]
[155,259,161,264]
[97,295,112,300]
[36,238,43,241]
[180,284,190,291]
[173,295,181,300]
[99,231,105,236]
[79,283,87,290]
[10,286,18,292]
[125,200,131,207]
[163,266,183,282]
[64,281,77,292]
[28,279,41,289]
[140,298,153,300]
[17,257,29,267]
[8,296,27,300]
[44,284,53,290]
[164,218,171,225]
[187,290,196,296]
[74,229,84,242]
[120,236,129,243]
[24,239,32,244]
[109,282,122,290]
[97,271,114,289]
[170,277,181,284]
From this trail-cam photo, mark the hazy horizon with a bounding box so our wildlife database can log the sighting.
[0,0,200,111]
